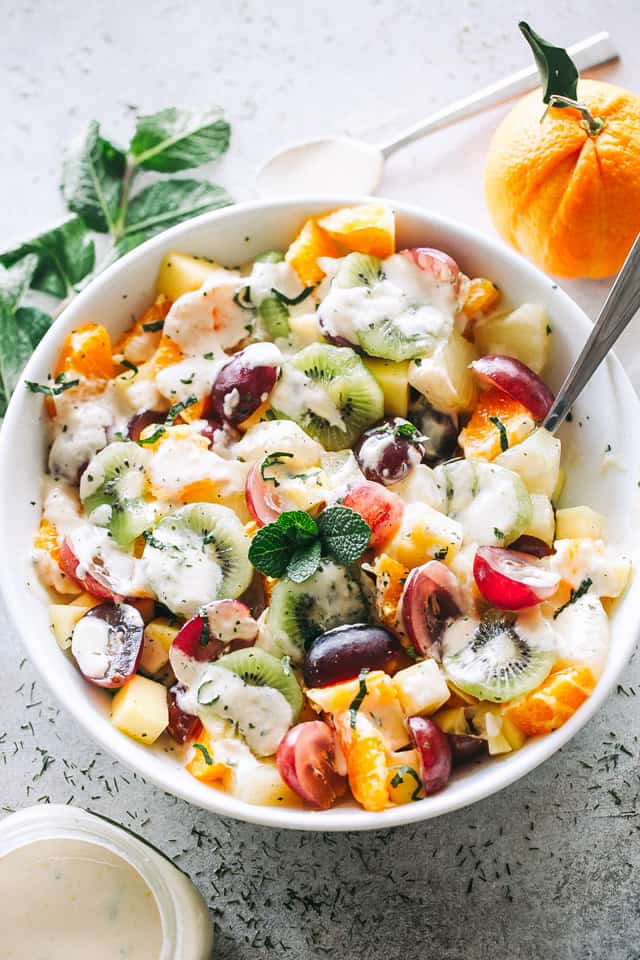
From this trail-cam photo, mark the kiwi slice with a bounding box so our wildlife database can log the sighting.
[258,296,290,339]
[334,252,382,289]
[272,343,383,451]
[142,503,252,618]
[435,459,532,546]
[216,647,303,720]
[80,441,155,547]
[265,560,369,663]
[442,610,556,703]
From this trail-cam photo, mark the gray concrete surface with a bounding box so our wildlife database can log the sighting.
[1,2,639,957]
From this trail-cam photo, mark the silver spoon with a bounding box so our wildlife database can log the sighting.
[256,32,617,197]
[544,233,640,433]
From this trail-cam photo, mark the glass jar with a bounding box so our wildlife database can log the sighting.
[0,804,214,959]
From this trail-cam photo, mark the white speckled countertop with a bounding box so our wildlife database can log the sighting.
[1,2,639,956]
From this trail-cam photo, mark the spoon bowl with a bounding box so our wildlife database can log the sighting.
[256,136,383,197]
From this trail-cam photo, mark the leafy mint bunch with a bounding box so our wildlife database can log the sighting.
[0,106,233,414]
[248,506,371,583]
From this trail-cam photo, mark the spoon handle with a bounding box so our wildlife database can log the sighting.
[379,32,617,157]
[543,233,640,434]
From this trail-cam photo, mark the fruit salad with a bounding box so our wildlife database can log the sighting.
[31,204,631,813]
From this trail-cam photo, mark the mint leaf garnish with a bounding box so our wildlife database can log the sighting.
[276,510,318,540]
[553,577,593,619]
[316,505,371,565]
[248,523,292,579]
[249,505,370,582]
[165,394,198,425]
[287,540,322,583]
[260,451,294,487]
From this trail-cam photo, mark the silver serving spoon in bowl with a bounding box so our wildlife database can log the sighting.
[544,232,640,433]
[256,32,617,197]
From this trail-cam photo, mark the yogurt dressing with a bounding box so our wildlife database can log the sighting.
[163,267,249,355]
[318,252,457,350]
[177,663,293,756]
[0,837,163,960]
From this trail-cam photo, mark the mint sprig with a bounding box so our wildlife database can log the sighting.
[0,105,233,418]
[248,505,371,582]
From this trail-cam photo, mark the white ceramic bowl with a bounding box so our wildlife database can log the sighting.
[2,197,639,832]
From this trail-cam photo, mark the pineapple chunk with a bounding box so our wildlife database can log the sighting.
[522,494,555,545]
[387,748,423,804]
[307,671,409,751]
[156,252,221,301]
[363,358,410,417]
[474,303,550,375]
[433,706,472,735]
[494,427,561,498]
[50,601,96,651]
[408,331,477,414]
[384,502,463,568]
[69,592,102,609]
[471,705,525,755]
[555,505,604,540]
[139,618,179,675]
[549,538,631,598]
[288,311,324,347]
[111,675,169,745]
[388,463,445,512]
[393,660,450,716]
[231,761,303,807]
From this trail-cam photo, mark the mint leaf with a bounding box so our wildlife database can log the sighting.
[15,306,52,349]
[248,524,290,579]
[61,121,127,232]
[519,22,579,104]
[287,540,321,583]
[260,451,294,486]
[115,179,232,255]
[0,253,38,309]
[130,107,230,172]
[276,510,318,541]
[0,217,95,298]
[165,394,198,425]
[0,257,40,416]
[249,510,319,579]
[317,505,371,564]
[0,303,32,412]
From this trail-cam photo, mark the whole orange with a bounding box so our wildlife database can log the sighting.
[485,79,640,278]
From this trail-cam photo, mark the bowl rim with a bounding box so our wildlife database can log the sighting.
[2,194,639,832]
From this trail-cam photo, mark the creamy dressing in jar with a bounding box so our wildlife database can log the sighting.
[0,806,214,959]
[0,837,163,959]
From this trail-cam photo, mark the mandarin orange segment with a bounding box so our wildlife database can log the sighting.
[174,397,207,424]
[334,712,391,812]
[55,323,114,381]
[372,553,409,632]
[185,734,230,785]
[34,518,61,564]
[149,334,184,376]
[458,387,534,461]
[317,203,395,258]
[113,296,171,359]
[462,277,501,318]
[506,665,596,737]
[285,217,342,286]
